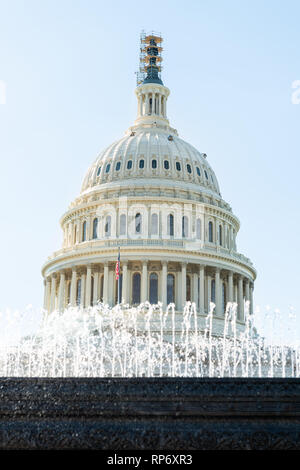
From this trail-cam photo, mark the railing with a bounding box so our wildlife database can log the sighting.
[105,239,184,248]
[45,238,253,269]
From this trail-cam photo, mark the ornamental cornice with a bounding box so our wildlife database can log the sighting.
[42,245,256,280]
[68,180,225,211]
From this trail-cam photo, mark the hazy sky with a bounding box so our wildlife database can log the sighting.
[0,0,299,324]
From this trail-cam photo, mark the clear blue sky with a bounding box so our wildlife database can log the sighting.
[0,0,299,322]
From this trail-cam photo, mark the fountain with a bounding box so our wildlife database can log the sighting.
[0,302,299,450]
[0,302,299,379]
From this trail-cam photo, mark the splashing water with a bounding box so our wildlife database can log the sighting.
[0,302,298,378]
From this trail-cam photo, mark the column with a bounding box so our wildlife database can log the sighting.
[85,265,92,307]
[93,270,99,305]
[108,270,114,306]
[238,275,244,321]
[207,274,211,311]
[161,261,167,309]
[199,265,205,314]
[50,274,57,313]
[157,93,160,116]
[228,271,233,302]
[250,283,254,315]
[103,263,109,305]
[245,279,250,315]
[245,279,250,301]
[192,272,198,309]
[75,219,80,244]
[215,268,221,316]
[44,277,51,311]
[58,271,65,312]
[80,272,86,308]
[181,262,187,309]
[70,268,77,307]
[122,262,128,303]
[141,260,148,302]
[86,217,91,241]
[147,206,151,238]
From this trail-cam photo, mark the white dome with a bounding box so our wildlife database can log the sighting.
[81,127,221,197]
[42,71,256,331]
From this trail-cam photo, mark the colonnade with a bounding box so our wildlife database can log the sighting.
[44,261,254,321]
[137,91,166,118]
[136,85,169,120]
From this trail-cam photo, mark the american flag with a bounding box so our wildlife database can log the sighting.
[115,248,120,280]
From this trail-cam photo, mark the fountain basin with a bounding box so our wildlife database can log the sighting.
[0,377,299,450]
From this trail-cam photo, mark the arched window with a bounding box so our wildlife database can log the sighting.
[176,162,181,171]
[76,279,81,306]
[196,167,201,176]
[90,276,94,306]
[149,273,158,304]
[96,166,101,176]
[115,274,123,304]
[208,221,213,242]
[67,282,71,305]
[92,218,98,239]
[105,163,111,173]
[116,161,121,171]
[120,214,126,236]
[211,279,216,303]
[196,218,201,239]
[135,213,142,234]
[222,282,226,314]
[152,159,157,169]
[139,159,144,169]
[204,170,208,180]
[105,215,111,237]
[187,164,192,174]
[219,225,222,246]
[167,274,175,304]
[127,160,132,170]
[164,160,169,170]
[149,97,152,114]
[167,214,174,236]
[182,216,188,238]
[100,275,104,302]
[186,275,191,302]
[82,221,87,242]
[73,226,77,244]
[132,273,141,304]
[151,213,158,235]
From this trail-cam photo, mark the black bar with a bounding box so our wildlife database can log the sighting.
[0,378,299,450]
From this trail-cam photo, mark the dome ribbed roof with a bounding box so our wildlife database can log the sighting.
[81,127,221,196]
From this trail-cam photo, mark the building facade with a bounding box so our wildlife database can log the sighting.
[42,34,256,331]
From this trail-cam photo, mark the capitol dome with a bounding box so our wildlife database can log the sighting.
[80,128,221,198]
[42,33,256,336]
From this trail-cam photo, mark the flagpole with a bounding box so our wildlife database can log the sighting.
[118,246,121,304]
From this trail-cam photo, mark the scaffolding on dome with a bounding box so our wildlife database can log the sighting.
[135,30,163,86]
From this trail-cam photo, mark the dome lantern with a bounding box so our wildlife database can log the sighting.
[134,31,170,129]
